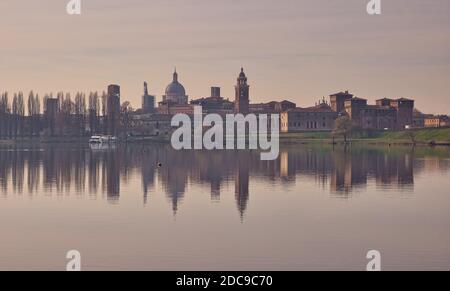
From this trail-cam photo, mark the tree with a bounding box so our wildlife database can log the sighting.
[88,92,100,134]
[0,92,10,137]
[101,91,107,134]
[120,101,134,136]
[333,116,353,143]
[74,92,87,135]
[28,91,36,136]
[12,93,19,137]
[28,91,35,117]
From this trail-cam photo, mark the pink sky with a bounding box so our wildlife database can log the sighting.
[0,0,449,114]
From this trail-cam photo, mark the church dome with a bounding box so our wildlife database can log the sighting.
[165,82,186,96]
[165,70,186,96]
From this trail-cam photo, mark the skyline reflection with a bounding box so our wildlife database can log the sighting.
[1,144,450,219]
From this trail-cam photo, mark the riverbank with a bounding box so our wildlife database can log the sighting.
[0,135,171,145]
[280,127,450,146]
[2,127,450,146]
[0,136,90,145]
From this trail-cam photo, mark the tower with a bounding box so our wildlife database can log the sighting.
[107,84,120,135]
[162,68,188,105]
[390,98,414,130]
[330,91,353,113]
[235,68,250,114]
[142,81,155,113]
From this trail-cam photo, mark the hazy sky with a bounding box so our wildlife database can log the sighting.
[1,0,449,113]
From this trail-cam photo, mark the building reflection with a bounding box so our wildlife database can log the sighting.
[235,152,250,220]
[1,144,449,219]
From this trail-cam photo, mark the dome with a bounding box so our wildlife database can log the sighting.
[165,82,186,96]
[165,70,186,96]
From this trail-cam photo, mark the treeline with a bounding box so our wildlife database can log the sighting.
[0,90,132,138]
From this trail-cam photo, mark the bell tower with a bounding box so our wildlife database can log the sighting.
[235,68,250,114]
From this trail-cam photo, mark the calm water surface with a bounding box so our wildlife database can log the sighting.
[0,144,450,270]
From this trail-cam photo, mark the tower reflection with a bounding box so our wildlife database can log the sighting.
[1,144,449,219]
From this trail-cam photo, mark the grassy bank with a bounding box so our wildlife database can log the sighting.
[371,128,450,143]
[280,127,450,145]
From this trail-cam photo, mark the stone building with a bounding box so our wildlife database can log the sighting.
[330,91,353,114]
[390,98,415,130]
[339,94,414,131]
[280,102,337,133]
[412,109,433,128]
[344,97,398,130]
[158,102,195,115]
[190,87,234,114]
[129,113,173,136]
[424,115,450,128]
[249,100,296,114]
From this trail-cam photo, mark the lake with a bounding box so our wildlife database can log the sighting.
[0,143,449,270]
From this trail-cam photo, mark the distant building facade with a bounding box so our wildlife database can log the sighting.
[340,94,414,131]
[129,113,173,136]
[424,115,450,128]
[280,102,337,133]
[190,87,234,114]
[249,100,296,114]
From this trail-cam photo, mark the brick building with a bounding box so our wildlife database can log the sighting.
[340,94,414,131]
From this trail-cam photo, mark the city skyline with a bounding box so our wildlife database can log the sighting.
[1,0,450,114]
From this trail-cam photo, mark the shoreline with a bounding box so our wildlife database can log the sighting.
[1,128,450,147]
[1,137,449,148]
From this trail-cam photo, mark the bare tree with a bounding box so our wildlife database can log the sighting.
[0,92,10,137]
[120,101,134,136]
[88,92,100,134]
[101,91,107,134]
[28,91,36,136]
[74,92,87,135]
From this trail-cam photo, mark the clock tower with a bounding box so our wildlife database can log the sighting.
[235,68,250,114]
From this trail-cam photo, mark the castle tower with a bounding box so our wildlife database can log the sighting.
[235,68,250,114]
[330,91,353,113]
[390,98,414,130]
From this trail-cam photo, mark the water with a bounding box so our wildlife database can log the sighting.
[0,143,450,271]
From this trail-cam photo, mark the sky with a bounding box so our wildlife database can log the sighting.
[0,0,449,114]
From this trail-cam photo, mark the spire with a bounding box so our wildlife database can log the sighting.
[173,67,178,82]
[144,81,148,96]
[238,67,247,81]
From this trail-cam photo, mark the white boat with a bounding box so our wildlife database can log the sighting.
[89,135,118,144]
